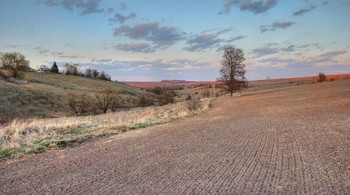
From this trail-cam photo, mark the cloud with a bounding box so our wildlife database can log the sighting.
[114,22,183,48]
[118,2,127,10]
[59,55,81,59]
[259,57,295,65]
[114,43,156,53]
[108,13,136,24]
[219,0,278,14]
[228,35,247,42]
[260,21,296,33]
[320,50,348,58]
[185,34,223,52]
[184,29,231,52]
[280,45,296,52]
[252,46,279,56]
[292,5,316,16]
[91,58,112,63]
[38,0,104,16]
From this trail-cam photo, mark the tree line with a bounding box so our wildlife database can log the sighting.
[0,52,112,81]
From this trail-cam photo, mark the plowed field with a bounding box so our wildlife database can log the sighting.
[1,80,350,194]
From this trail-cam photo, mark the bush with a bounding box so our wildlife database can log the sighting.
[201,88,211,98]
[95,88,122,113]
[65,93,93,116]
[318,72,326,82]
[135,93,156,107]
[186,95,201,111]
[159,90,175,106]
[0,107,23,125]
[0,52,30,78]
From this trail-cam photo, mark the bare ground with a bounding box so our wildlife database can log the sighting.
[1,80,350,194]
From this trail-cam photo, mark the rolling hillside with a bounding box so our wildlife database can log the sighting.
[0,72,143,119]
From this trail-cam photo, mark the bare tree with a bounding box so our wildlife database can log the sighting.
[318,72,326,82]
[85,68,93,78]
[218,47,247,96]
[65,93,92,116]
[95,88,121,113]
[92,69,99,78]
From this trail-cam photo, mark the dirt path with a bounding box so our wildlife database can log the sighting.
[1,80,350,194]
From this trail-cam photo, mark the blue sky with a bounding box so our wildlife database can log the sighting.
[0,0,350,81]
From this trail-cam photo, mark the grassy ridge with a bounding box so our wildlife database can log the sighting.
[0,72,142,119]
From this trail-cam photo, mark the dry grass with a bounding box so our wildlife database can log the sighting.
[0,98,212,159]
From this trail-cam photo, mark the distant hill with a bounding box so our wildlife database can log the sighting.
[124,80,219,88]
[0,72,143,119]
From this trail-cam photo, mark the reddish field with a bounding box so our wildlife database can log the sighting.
[124,80,219,88]
[124,74,350,88]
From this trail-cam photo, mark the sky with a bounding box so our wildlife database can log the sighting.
[0,0,350,81]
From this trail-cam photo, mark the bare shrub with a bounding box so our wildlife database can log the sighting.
[0,108,23,125]
[65,93,93,116]
[135,93,156,107]
[201,88,211,98]
[159,90,175,106]
[95,88,122,113]
[186,95,201,111]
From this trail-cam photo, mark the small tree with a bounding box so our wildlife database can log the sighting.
[98,71,111,81]
[65,93,92,116]
[95,88,120,113]
[201,88,211,98]
[64,63,81,76]
[318,72,326,82]
[186,95,201,111]
[85,69,93,78]
[92,69,100,78]
[218,47,248,96]
[51,62,59,73]
[0,52,30,78]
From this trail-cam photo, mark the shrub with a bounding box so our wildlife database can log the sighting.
[65,93,93,116]
[159,90,175,106]
[135,93,156,107]
[0,107,23,125]
[0,52,30,78]
[186,95,201,111]
[95,88,122,113]
[201,88,211,98]
[318,72,326,82]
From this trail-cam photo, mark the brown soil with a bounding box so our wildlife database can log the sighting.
[1,80,350,194]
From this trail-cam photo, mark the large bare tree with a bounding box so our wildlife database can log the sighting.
[218,47,247,96]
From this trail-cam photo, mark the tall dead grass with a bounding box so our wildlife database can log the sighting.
[0,98,211,158]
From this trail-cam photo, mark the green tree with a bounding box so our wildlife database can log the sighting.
[0,52,30,78]
[51,61,59,73]
[218,47,248,96]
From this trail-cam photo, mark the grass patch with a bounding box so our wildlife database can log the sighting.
[0,148,18,160]
[0,98,213,161]
[130,121,163,129]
